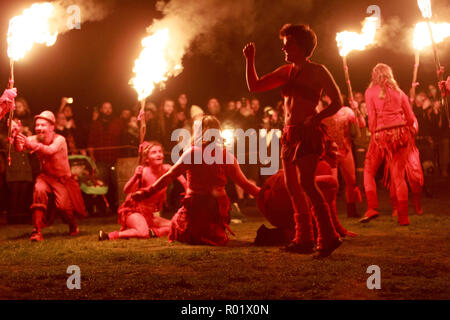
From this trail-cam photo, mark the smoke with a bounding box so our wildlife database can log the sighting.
[376,16,410,52]
[51,0,113,33]
[149,0,256,58]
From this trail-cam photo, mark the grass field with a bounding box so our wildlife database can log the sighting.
[0,181,449,300]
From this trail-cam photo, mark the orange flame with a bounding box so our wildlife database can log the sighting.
[7,2,58,62]
[336,17,378,57]
[417,0,432,19]
[413,22,450,51]
[130,28,183,101]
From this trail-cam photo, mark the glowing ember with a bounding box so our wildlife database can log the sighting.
[130,28,183,101]
[417,0,432,19]
[7,2,58,61]
[336,17,378,57]
[413,22,450,51]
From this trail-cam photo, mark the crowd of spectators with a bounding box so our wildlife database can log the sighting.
[0,84,448,222]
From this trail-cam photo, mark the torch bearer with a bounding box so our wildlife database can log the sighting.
[417,0,449,124]
[6,2,59,165]
[336,18,377,136]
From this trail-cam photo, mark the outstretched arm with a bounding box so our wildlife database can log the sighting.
[243,42,290,92]
[133,149,191,200]
[228,158,260,197]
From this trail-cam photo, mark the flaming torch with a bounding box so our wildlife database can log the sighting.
[336,17,377,135]
[130,28,182,145]
[336,18,377,102]
[6,2,58,165]
[411,22,450,101]
[417,0,449,123]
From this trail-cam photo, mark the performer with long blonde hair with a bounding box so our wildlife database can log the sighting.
[361,63,423,226]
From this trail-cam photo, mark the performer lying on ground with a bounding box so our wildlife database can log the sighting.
[99,141,187,240]
[361,63,423,226]
[256,157,357,246]
[14,110,87,241]
[243,24,343,257]
[132,115,260,246]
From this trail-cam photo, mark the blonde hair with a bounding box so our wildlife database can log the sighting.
[369,63,401,99]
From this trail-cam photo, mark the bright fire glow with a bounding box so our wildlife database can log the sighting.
[7,2,58,61]
[413,22,450,51]
[417,0,432,19]
[336,17,378,57]
[221,129,235,147]
[130,28,183,101]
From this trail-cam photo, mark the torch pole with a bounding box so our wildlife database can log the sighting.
[410,51,420,103]
[7,59,15,166]
[425,18,449,124]
[139,99,146,145]
[342,55,361,136]
[138,98,147,168]
[342,55,354,102]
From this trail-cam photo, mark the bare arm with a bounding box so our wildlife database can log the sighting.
[243,42,290,92]
[314,65,343,122]
[228,158,260,197]
[365,90,377,133]
[135,149,191,199]
[401,92,418,133]
[123,166,143,194]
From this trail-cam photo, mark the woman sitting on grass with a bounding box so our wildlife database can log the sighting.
[132,115,261,246]
[99,141,186,240]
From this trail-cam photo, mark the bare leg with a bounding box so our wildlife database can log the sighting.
[298,154,341,254]
[282,157,315,252]
[108,213,150,239]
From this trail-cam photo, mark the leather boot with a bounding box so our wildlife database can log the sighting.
[312,201,341,255]
[412,192,423,215]
[284,213,315,254]
[397,200,410,226]
[360,191,379,223]
[30,209,46,241]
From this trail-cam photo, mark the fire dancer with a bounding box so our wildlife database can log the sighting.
[243,24,343,257]
[361,64,422,226]
[99,141,187,240]
[132,115,260,246]
[14,111,86,241]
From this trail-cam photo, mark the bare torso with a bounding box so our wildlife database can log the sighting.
[28,134,72,178]
[282,62,324,125]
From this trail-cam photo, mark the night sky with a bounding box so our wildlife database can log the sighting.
[0,0,449,120]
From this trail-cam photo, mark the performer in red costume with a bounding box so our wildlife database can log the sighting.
[99,141,187,240]
[319,97,365,218]
[361,64,422,226]
[256,159,357,246]
[243,24,343,257]
[14,111,87,241]
[133,116,260,246]
[0,87,17,120]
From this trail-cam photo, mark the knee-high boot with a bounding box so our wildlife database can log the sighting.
[412,192,423,215]
[397,200,410,226]
[284,213,315,253]
[30,209,46,241]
